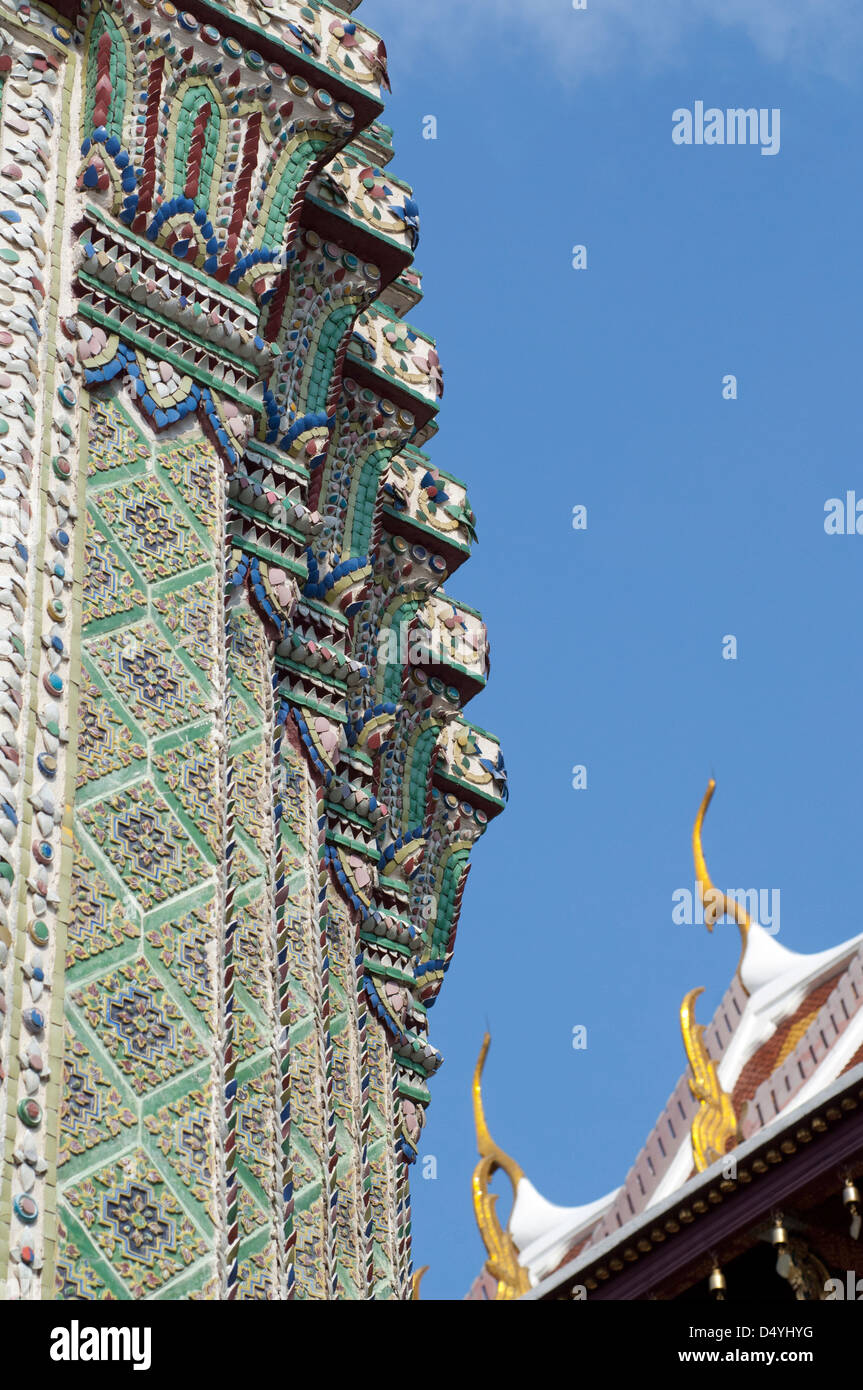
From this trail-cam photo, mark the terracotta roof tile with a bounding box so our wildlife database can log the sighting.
[731,974,841,1115]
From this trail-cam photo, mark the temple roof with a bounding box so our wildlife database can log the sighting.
[467,781,863,1296]
[526,1058,863,1301]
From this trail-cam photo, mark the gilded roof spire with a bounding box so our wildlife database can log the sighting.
[472,1033,531,1300]
[692,778,751,980]
[684,781,745,1168]
[680,986,740,1171]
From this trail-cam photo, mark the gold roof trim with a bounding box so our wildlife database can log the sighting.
[692,778,751,984]
[472,1033,530,1300]
[680,986,740,1171]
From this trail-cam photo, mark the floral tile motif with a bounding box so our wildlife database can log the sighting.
[238,1183,268,1237]
[159,438,221,536]
[83,525,146,626]
[66,849,139,970]
[87,395,149,476]
[144,1085,216,1219]
[230,841,260,887]
[63,1151,209,1298]
[153,738,220,857]
[145,906,215,1025]
[281,739,310,850]
[293,1193,328,1301]
[228,688,256,739]
[233,743,271,855]
[79,781,208,910]
[292,1029,325,1163]
[236,1248,275,1300]
[227,606,267,707]
[76,667,146,788]
[55,1227,116,1301]
[86,622,208,737]
[289,1140,316,1193]
[92,473,207,583]
[72,954,207,1095]
[59,1025,135,1166]
[235,897,269,1005]
[154,579,216,680]
[236,1005,264,1062]
[281,843,303,879]
[236,1069,276,1187]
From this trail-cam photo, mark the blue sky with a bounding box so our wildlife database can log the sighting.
[360,0,863,1299]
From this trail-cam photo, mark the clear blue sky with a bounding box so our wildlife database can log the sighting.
[361,0,863,1300]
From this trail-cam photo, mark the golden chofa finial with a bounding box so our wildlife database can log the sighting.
[680,986,740,1172]
[411,1266,429,1300]
[472,1033,530,1300]
[692,779,751,981]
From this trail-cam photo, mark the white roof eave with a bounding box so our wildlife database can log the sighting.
[511,1177,618,1284]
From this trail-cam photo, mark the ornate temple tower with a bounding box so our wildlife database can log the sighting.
[0,0,504,1300]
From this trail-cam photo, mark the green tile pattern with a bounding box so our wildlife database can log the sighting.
[55,394,223,1300]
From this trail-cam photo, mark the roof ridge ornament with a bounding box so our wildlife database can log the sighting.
[693,777,751,986]
[472,1033,531,1300]
[680,986,741,1172]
